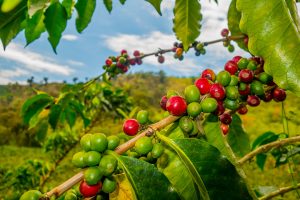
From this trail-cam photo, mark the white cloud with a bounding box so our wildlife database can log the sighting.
[0,43,73,76]
[62,34,79,41]
[1,68,29,78]
[67,60,85,67]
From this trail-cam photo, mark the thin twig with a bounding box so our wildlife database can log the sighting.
[237,135,300,165]
[259,183,300,200]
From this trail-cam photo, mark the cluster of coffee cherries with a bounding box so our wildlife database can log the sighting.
[221,28,249,52]
[159,55,286,135]
[70,133,121,197]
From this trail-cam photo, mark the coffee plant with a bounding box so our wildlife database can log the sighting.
[1,0,300,199]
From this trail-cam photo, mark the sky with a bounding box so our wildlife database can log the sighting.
[0,0,299,84]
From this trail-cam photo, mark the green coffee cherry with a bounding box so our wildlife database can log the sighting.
[135,137,153,155]
[179,116,193,133]
[151,143,164,158]
[91,133,108,152]
[107,135,120,150]
[187,102,202,117]
[184,85,200,103]
[102,178,117,193]
[137,110,149,124]
[217,71,231,87]
[99,155,118,176]
[80,134,93,151]
[72,151,86,168]
[84,167,103,185]
[225,86,239,100]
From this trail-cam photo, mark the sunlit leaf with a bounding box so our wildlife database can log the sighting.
[75,0,96,33]
[25,9,45,45]
[103,0,112,13]
[146,0,163,15]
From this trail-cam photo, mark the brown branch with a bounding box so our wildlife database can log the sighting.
[237,135,300,165]
[259,183,300,200]
[44,115,179,198]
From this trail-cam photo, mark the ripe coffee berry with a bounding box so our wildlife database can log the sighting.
[123,119,140,136]
[80,181,102,197]
[201,69,216,81]
[220,123,229,135]
[133,50,140,57]
[239,69,254,83]
[121,49,127,55]
[160,96,168,110]
[210,83,226,101]
[214,101,225,116]
[158,56,165,63]
[219,113,232,125]
[224,61,238,75]
[105,59,113,66]
[247,95,260,107]
[232,56,242,64]
[221,28,229,37]
[239,83,250,96]
[195,78,211,95]
[238,105,248,115]
[272,88,286,102]
[262,92,273,102]
[166,96,187,116]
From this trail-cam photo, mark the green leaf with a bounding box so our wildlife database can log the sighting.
[64,106,76,129]
[256,153,267,170]
[119,0,126,5]
[44,2,67,53]
[103,0,112,13]
[158,148,200,200]
[146,0,163,15]
[1,0,22,13]
[48,104,63,130]
[159,135,252,199]
[70,100,90,127]
[252,131,278,150]
[157,133,210,200]
[108,152,180,200]
[227,114,250,157]
[75,0,96,33]
[62,0,74,19]
[236,0,300,95]
[25,9,45,45]
[27,0,48,17]
[21,94,53,125]
[286,0,300,32]
[203,114,232,162]
[227,0,248,51]
[173,0,201,51]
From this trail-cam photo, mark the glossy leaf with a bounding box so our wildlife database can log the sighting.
[75,0,96,33]
[227,114,250,157]
[227,0,248,51]
[119,0,126,5]
[256,153,267,170]
[62,0,74,19]
[159,135,252,199]
[64,106,76,128]
[286,0,300,32]
[27,0,48,17]
[110,174,136,200]
[252,131,278,150]
[44,2,67,53]
[173,0,201,51]
[48,104,62,130]
[236,0,300,95]
[157,133,210,200]
[158,148,200,200]
[1,0,22,13]
[25,9,45,45]
[103,0,112,13]
[21,94,53,125]
[146,0,163,15]
[108,151,180,200]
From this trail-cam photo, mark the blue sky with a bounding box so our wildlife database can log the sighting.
[0,1,299,84]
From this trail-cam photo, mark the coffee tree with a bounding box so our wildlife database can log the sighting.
[1,0,300,199]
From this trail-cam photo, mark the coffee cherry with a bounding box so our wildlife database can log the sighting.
[118,57,127,64]
[229,75,239,86]
[72,151,86,168]
[133,50,140,57]
[195,78,211,95]
[214,101,225,116]
[201,98,218,113]
[250,81,264,96]
[102,178,117,193]
[184,85,200,103]
[167,90,178,98]
[247,60,257,71]
[137,110,149,124]
[84,151,101,167]
[237,58,249,69]
[225,86,239,100]
[262,92,273,102]
[152,143,164,158]
[158,55,165,63]
[221,28,229,37]
[201,69,216,81]
[129,59,136,65]
[80,181,102,197]
[135,137,153,155]
[272,88,286,102]
[107,135,120,150]
[258,72,273,84]
[166,96,187,116]
[239,69,254,83]
[223,40,229,47]
[80,134,92,151]
[179,116,194,133]
[160,95,168,110]
[217,71,231,86]
[196,43,204,51]
[247,95,260,107]
[121,49,127,55]
[187,102,202,117]
[123,119,140,136]
[176,48,183,56]
[64,192,77,200]
[20,190,42,200]
[91,133,108,152]
[237,105,248,115]
[84,167,103,185]
[224,61,238,75]
[99,155,118,176]
[224,99,240,110]
[105,59,113,66]
[232,56,242,64]
[219,113,232,125]
[221,123,229,135]
[189,121,199,136]
[210,83,226,101]
[238,83,250,96]
[228,44,235,52]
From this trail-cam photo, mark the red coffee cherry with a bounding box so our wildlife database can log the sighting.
[210,83,226,101]
[123,119,140,136]
[201,69,216,82]
[194,78,211,95]
[80,181,102,197]
[237,105,248,115]
[247,95,260,107]
[166,96,187,116]
[272,88,286,102]
[239,69,254,83]
[231,56,242,64]
[219,113,232,125]
[221,123,229,135]
[160,95,168,110]
[224,60,239,75]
